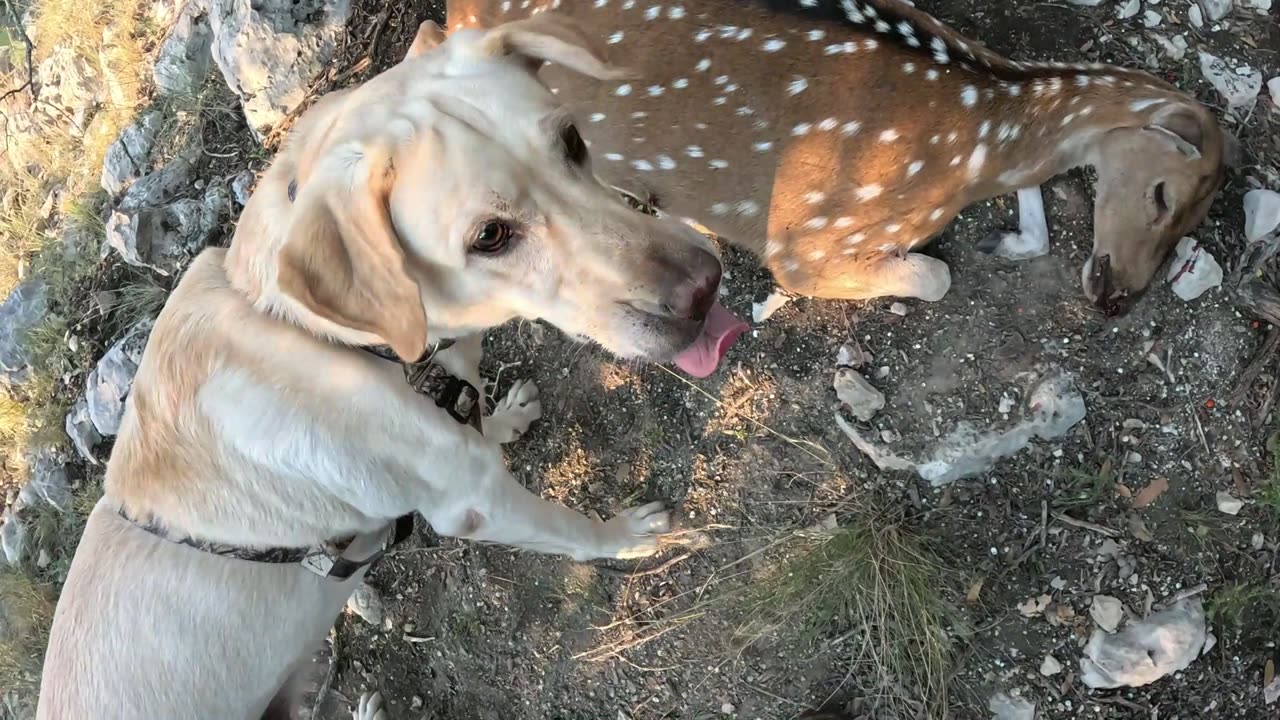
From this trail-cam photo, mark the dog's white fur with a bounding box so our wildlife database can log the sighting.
[37,16,723,719]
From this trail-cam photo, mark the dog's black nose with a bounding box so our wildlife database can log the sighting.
[665,249,722,321]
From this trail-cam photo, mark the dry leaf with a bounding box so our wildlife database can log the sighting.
[1019,593,1052,617]
[1115,483,1133,499]
[1046,602,1077,627]
[966,576,986,604]
[1133,477,1169,509]
[1266,658,1275,688]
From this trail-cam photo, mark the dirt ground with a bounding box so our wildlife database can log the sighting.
[277,1,1280,718]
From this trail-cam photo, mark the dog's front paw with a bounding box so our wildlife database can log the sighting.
[600,501,671,559]
[353,692,389,720]
[486,379,542,443]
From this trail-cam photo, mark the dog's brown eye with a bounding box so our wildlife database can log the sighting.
[561,124,588,166]
[473,221,513,254]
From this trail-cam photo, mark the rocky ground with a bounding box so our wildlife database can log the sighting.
[0,0,1278,719]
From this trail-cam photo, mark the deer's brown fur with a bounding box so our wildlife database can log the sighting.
[448,0,1229,311]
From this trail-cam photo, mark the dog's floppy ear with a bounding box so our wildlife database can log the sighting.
[478,13,633,80]
[405,20,446,61]
[277,144,428,362]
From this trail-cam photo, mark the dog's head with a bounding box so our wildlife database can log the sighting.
[1081,102,1231,315]
[258,14,744,374]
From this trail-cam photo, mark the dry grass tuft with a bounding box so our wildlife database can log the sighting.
[730,513,963,716]
[0,567,55,706]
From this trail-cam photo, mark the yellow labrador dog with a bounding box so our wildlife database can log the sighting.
[37,15,747,720]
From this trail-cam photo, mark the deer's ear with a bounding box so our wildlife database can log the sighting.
[277,144,428,362]
[478,13,635,80]
[1143,105,1207,161]
[405,20,447,61]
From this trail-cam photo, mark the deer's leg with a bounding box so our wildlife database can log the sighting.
[771,251,952,302]
[980,186,1050,260]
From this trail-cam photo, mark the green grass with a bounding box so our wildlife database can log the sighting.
[1208,581,1280,650]
[0,567,56,709]
[1053,461,1114,510]
[729,511,963,716]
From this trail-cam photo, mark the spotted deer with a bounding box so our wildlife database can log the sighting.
[445,0,1232,313]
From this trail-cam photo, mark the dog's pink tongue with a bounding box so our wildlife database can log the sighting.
[672,303,748,378]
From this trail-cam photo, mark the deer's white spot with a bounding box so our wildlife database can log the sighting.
[1060,112,1076,127]
[855,185,883,201]
[864,38,879,50]
[615,84,633,96]
[501,0,512,11]
[735,28,753,41]
[902,62,917,74]
[608,31,624,43]
[804,216,829,230]
[1005,83,1022,96]
[724,83,739,93]
[622,0,635,7]
[792,123,813,136]
[907,160,924,177]
[762,38,787,52]
[714,75,729,86]
[753,141,774,152]
[1099,75,1117,85]
[668,5,685,18]
[711,202,730,216]
[736,106,755,117]
[696,58,711,71]
[931,37,950,64]
[950,154,962,167]
[735,200,760,216]
[841,121,862,136]
[1129,98,1165,112]
[997,123,1014,142]
[961,85,979,107]
[834,217,854,229]
[656,155,676,170]
[818,117,838,131]
[879,129,899,143]
[630,111,648,120]
[632,159,654,171]
[644,5,661,20]
[605,153,623,161]
[885,223,903,233]
[694,29,712,42]
[685,145,704,158]
[668,78,688,90]
[929,208,944,221]
[874,19,891,32]
[897,20,914,37]
[946,131,958,144]
[712,97,727,105]
[925,68,940,81]
[806,29,826,40]
[978,120,991,138]
[709,159,729,169]
[808,249,827,261]
[1075,75,1091,87]
[845,232,867,245]
[845,1,867,23]
[590,113,606,122]
[648,85,666,96]
[804,191,826,204]
[592,0,604,7]
[967,144,987,177]
[1079,105,1094,117]
[788,76,809,95]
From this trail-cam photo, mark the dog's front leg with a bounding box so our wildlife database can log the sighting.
[420,455,669,561]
